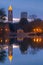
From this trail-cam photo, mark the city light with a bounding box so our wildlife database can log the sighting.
[33,27,42,33]
[8,55,13,62]
[5,39,9,43]
[5,28,8,31]
[0,38,3,43]
[33,37,42,43]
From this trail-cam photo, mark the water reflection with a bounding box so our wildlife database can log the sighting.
[0,35,43,62]
[33,37,42,43]
[0,45,6,63]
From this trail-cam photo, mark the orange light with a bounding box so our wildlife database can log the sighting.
[36,38,39,42]
[33,29,36,32]
[36,29,39,32]
[8,55,13,62]
[0,39,3,42]
[39,38,42,42]
[17,38,24,41]
[5,39,9,43]
[39,28,42,32]
[33,37,42,43]
[5,28,8,31]
[33,38,36,42]
[5,39,8,42]
[17,29,24,33]
[8,5,12,11]
[33,28,42,33]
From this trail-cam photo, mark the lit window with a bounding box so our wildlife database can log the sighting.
[33,28,42,33]
[33,37,42,43]
[0,39,3,42]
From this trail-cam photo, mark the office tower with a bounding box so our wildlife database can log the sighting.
[8,5,13,22]
[21,12,27,19]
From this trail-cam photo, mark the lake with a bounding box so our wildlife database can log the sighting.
[0,36,43,65]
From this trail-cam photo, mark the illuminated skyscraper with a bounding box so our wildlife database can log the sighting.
[8,5,13,22]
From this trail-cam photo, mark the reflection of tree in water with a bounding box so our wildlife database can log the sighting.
[0,45,6,63]
[19,38,29,54]
[29,48,39,55]
[20,44,28,54]
[18,38,43,54]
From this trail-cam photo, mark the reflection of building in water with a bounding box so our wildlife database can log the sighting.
[8,44,13,62]
[0,38,3,43]
[17,29,24,41]
[0,38,10,44]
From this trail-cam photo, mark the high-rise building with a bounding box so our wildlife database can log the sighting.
[8,5,13,22]
[8,44,13,62]
[21,12,28,19]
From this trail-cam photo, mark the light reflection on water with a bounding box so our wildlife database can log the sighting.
[0,36,43,65]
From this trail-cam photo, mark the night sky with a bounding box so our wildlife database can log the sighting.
[0,0,43,19]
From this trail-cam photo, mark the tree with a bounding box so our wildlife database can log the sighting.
[29,14,37,20]
[0,8,6,23]
[0,45,7,63]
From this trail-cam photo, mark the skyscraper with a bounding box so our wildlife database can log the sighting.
[8,5,13,22]
[21,12,28,19]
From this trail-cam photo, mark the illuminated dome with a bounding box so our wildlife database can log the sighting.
[8,5,12,11]
[8,55,13,62]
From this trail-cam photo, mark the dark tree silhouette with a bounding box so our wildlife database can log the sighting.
[0,49,7,63]
[29,14,37,20]
[0,8,6,22]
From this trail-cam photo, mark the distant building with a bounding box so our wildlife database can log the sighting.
[21,12,28,19]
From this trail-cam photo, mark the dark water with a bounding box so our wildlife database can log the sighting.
[0,36,43,65]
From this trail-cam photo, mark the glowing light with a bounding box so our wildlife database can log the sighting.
[33,37,42,43]
[8,5,12,11]
[36,38,39,42]
[39,38,42,42]
[33,38,36,42]
[17,38,24,41]
[5,28,8,31]
[5,39,9,43]
[17,29,24,33]
[8,55,13,62]
[33,28,42,33]
[5,39,8,43]
[0,39,3,43]
[36,29,38,32]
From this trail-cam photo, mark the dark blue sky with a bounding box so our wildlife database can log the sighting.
[0,0,43,19]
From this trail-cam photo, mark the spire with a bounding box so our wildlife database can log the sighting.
[8,5,12,11]
[8,55,13,62]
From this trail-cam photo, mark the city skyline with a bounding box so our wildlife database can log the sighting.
[0,0,43,19]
